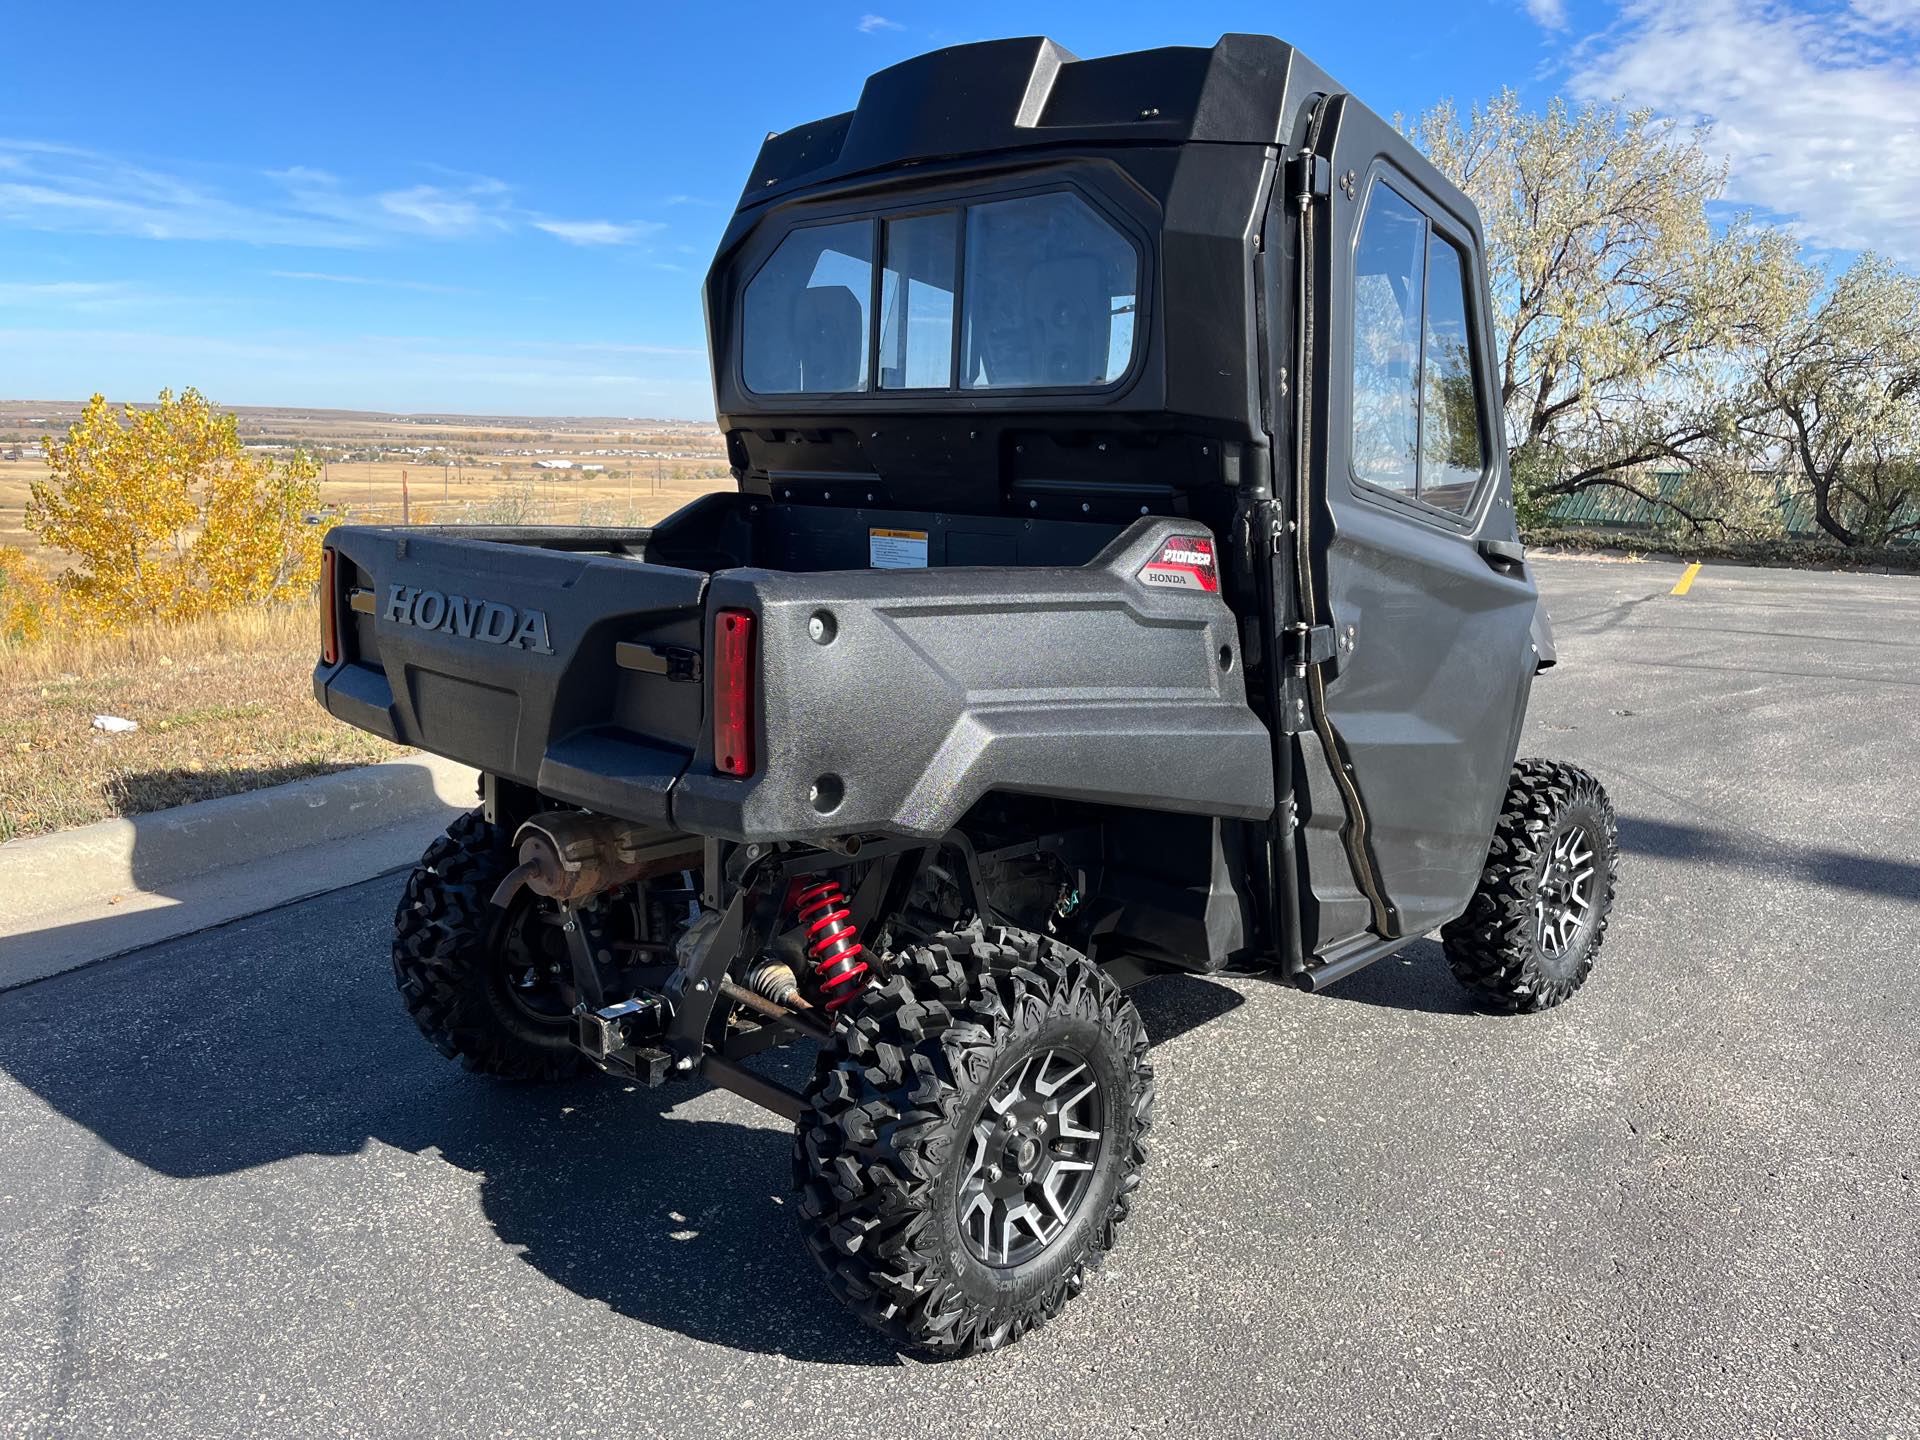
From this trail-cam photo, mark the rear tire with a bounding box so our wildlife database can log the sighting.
[391,809,585,1080]
[1442,758,1618,1012]
[794,924,1153,1356]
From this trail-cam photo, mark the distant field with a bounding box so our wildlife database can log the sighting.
[0,402,740,838]
[0,401,735,565]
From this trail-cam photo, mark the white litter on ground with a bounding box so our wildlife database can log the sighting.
[91,714,139,733]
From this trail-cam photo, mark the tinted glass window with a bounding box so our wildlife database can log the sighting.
[1351,185,1426,497]
[879,213,957,389]
[1350,180,1488,512]
[961,193,1137,389]
[1420,234,1485,511]
[742,221,872,394]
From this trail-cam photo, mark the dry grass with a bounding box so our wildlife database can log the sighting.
[0,606,403,841]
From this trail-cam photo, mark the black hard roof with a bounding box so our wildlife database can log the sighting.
[738,33,1343,210]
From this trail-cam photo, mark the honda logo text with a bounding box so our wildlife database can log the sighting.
[382,585,555,654]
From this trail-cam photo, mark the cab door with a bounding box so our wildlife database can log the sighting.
[1291,95,1539,946]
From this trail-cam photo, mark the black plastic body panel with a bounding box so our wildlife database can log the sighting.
[703,35,1335,523]
[314,505,1272,845]
[317,526,707,825]
[676,518,1270,842]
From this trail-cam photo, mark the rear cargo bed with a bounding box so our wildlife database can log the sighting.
[316,494,1274,842]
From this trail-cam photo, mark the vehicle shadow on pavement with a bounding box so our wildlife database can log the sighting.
[1310,939,1476,1014]
[1615,813,1920,904]
[0,900,1242,1369]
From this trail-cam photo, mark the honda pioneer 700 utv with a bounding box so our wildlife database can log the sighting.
[315,34,1619,1355]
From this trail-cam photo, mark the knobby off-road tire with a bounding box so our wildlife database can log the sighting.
[795,925,1154,1356]
[1442,758,1619,1013]
[391,809,584,1080]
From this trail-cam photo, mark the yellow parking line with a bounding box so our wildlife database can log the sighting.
[1671,562,1702,596]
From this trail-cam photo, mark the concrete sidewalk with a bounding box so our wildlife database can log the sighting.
[0,754,477,989]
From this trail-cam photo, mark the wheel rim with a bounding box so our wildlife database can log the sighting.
[957,1046,1105,1268]
[1534,822,1598,961]
[497,900,575,1025]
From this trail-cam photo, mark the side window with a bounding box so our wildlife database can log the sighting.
[742,221,873,394]
[1420,234,1485,511]
[1350,186,1426,496]
[1350,179,1488,514]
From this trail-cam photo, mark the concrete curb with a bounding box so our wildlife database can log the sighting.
[0,754,478,989]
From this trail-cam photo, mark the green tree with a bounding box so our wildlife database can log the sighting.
[1750,254,1920,547]
[1406,91,1797,530]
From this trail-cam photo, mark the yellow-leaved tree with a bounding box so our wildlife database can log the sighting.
[26,389,326,631]
[0,549,55,646]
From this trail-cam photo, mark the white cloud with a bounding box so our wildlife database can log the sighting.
[376,184,505,235]
[531,218,665,246]
[271,167,515,239]
[1523,0,1570,28]
[0,141,374,246]
[856,13,903,32]
[0,141,671,253]
[0,279,192,314]
[1571,0,1920,261]
[1847,0,1919,24]
[0,281,122,301]
[268,270,471,294]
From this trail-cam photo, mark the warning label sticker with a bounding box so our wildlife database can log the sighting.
[869,528,929,569]
[1137,534,1219,592]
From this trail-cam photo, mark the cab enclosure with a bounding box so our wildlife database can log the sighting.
[315,32,1545,995]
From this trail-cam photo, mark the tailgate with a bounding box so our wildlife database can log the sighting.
[315,526,708,825]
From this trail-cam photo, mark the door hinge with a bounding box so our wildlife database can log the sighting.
[1288,153,1331,208]
[1285,622,1337,668]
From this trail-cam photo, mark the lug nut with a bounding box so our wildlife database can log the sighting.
[1019,1171,1032,1186]
[1029,1118,1046,1135]
[1002,1114,1016,1131]
[986,1165,1002,1182]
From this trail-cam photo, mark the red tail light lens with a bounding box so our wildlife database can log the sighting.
[713,608,756,776]
[319,547,339,666]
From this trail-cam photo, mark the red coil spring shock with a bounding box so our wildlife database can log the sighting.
[792,879,870,1011]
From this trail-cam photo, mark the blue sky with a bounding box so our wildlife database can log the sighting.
[2,0,1914,419]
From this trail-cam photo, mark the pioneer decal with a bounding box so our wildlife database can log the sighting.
[381,584,555,654]
[1137,534,1219,593]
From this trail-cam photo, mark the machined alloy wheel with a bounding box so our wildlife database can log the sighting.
[1534,822,1598,960]
[1442,758,1619,1013]
[795,924,1154,1356]
[958,1047,1105,1267]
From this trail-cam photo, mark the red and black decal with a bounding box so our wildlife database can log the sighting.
[1136,534,1219,593]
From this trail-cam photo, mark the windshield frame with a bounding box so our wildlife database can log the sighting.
[730,173,1153,406]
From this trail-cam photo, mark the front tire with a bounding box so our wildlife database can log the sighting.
[1442,758,1619,1012]
[795,925,1153,1356]
[391,810,585,1080]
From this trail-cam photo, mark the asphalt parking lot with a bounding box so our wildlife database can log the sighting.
[2,553,1917,1438]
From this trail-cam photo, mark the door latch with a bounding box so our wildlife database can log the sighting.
[1285,623,1337,668]
[614,642,704,682]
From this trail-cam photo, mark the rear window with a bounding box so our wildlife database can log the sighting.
[742,220,873,394]
[742,190,1139,396]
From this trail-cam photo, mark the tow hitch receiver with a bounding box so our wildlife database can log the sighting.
[575,997,672,1084]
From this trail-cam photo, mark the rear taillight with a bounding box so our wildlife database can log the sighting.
[713,608,756,776]
[319,547,339,666]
